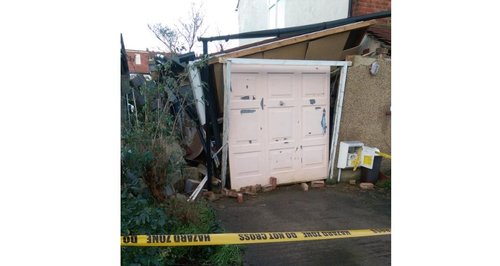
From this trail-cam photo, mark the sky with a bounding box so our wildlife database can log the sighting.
[119,0,240,54]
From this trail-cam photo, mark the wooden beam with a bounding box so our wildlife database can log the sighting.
[209,20,376,64]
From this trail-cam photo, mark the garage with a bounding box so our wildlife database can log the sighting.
[221,59,350,190]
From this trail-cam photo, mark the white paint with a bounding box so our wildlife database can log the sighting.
[225,59,333,190]
[337,141,364,168]
[237,0,271,45]
[187,175,208,202]
[227,58,351,67]
[187,61,206,125]
[327,63,350,182]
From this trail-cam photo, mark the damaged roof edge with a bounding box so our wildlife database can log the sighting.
[208,20,375,64]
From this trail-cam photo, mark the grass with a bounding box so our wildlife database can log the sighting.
[164,198,243,265]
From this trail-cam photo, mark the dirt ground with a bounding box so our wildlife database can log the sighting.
[212,183,391,266]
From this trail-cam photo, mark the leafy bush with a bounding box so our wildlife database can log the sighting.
[121,61,241,265]
[121,181,242,265]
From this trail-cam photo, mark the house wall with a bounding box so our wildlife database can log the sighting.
[126,50,150,74]
[352,0,391,23]
[284,0,348,27]
[238,0,349,46]
[334,55,391,181]
[238,0,270,45]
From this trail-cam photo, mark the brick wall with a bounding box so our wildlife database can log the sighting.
[126,50,150,74]
[352,0,391,24]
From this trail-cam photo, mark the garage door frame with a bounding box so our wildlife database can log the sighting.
[221,58,351,188]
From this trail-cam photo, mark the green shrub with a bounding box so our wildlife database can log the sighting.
[121,61,241,265]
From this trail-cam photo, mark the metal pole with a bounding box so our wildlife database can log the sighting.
[202,40,212,191]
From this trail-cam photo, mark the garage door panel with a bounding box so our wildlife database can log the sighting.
[268,107,294,142]
[302,73,328,97]
[302,106,328,138]
[230,108,261,145]
[269,148,295,172]
[231,151,263,175]
[302,144,327,169]
[231,73,259,101]
[267,73,295,99]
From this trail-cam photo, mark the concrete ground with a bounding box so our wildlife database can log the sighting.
[212,183,391,266]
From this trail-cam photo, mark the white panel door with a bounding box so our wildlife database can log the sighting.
[228,63,330,190]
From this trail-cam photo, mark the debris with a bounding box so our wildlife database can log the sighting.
[359,182,375,190]
[255,184,262,192]
[197,164,207,176]
[270,177,277,190]
[185,179,201,193]
[202,191,217,202]
[165,184,175,197]
[222,188,239,198]
[311,180,325,188]
[262,184,273,192]
[301,183,309,192]
[182,166,201,181]
[349,179,357,185]
[237,193,244,203]
[212,177,222,186]
[187,175,208,202]
[240,186,252,193]
[243,191,256,196]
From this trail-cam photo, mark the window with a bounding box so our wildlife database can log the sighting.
[135,54,141,65]
[268,0,285,29]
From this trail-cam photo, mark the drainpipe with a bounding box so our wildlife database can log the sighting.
[199,11,390,42]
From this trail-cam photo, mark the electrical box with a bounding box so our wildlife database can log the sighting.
[337,141,364,169]
[360,146,380,169]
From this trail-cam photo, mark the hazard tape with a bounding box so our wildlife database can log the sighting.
[121,228,390,247]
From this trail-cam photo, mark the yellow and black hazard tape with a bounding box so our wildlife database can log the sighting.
[121,228,390,247]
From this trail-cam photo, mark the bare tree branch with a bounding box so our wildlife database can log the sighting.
[148,23,185,54]
[148,2,206,54]
[177,2,207,52]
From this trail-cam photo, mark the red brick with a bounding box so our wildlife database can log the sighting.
[360,183,375,190]
[311,180,325,188]
[270,177,277,190]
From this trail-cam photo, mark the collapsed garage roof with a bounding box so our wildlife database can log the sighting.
[204,17,385,114]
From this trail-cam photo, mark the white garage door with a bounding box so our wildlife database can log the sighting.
[227,63,331,190]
